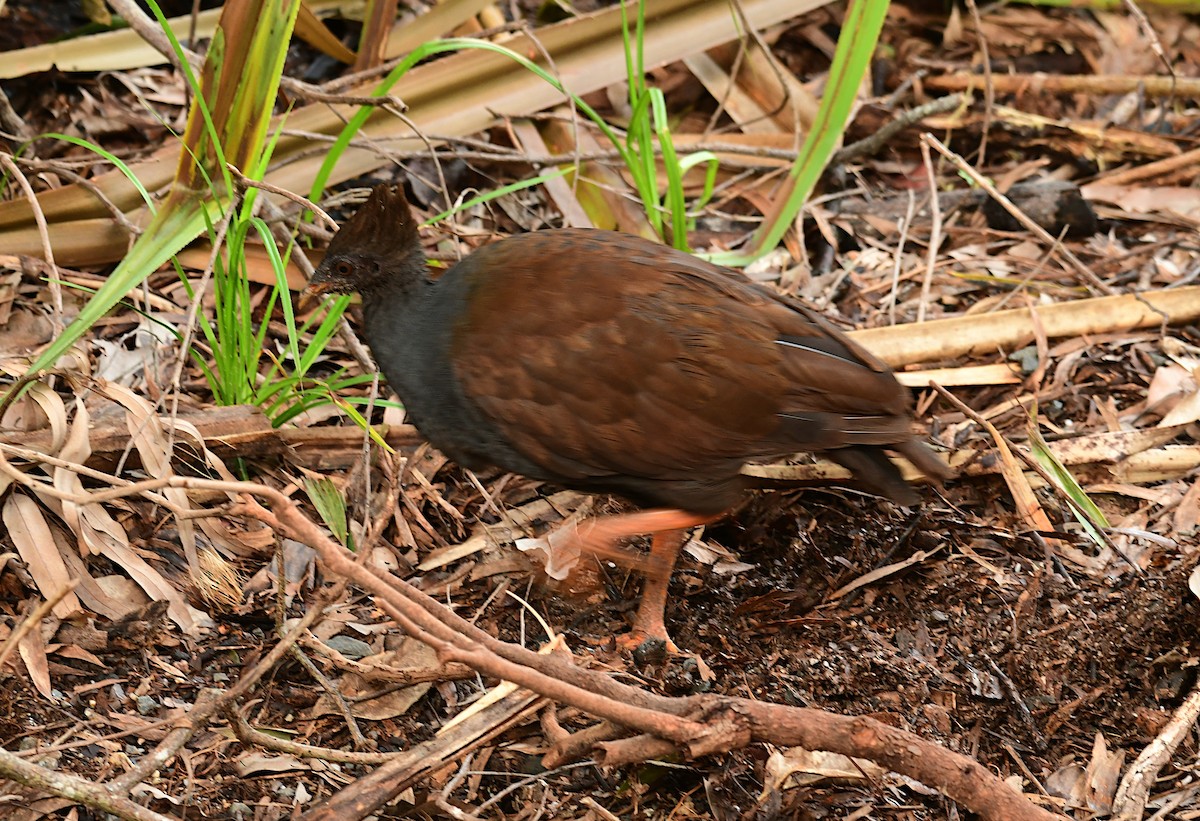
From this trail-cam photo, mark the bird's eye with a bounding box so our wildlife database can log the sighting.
[334,261,354,277]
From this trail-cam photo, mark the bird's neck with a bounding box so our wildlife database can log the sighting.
[360,259,434,340]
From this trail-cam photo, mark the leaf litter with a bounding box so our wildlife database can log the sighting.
[2,2,1200,819]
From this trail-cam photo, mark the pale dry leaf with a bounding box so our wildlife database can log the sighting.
[683,540,755,575]
[3,493,81,618]
[1163,335,1200,368]
[1145,365,1195,414]
[0,269,15,327]
[516,526,582,581]
[508,497,595,580]
[65,504,203,630]
[422,491,586,572]
[761,747,884,798]
[310,637,438,720]
[941,1,963,45]
[1084,731,1124,813]
[52,345,93,381]
[1083,183,1200,219]
[17,621,54,699]
[129,783,180,804]
[1154,256,1184,281]
[0,455,12,500]
[18,382,70,456]
[93,339,145,386]
[1008,239,1044,261]
[280,538,316,594]
[103,382,199,573]
[93,318,175,386]
[234,753,310,776]
[40,395,205,631]
[60,544,145,621]
[682,538,737,564]
[421,530,495,571]
[56,643,105,669]
[149,655,189,681]
[1174,477,1200,538]
[972,411,1054,542]
[1085,483,1180,504]
[93,574,151,609]
[0,308,54,353]
[1161,390,1200,428]
[52,395,99,555]
[369,546,398,573]
[173,417,258,559]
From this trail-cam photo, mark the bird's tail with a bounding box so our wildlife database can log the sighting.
[826,439,952,506]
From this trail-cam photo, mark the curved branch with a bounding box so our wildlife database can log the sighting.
[0,457,1062,821]
[217,480,1064,821]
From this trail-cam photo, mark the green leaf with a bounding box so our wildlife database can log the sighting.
[706,0,890,267]
[1027,417,1110,548]
[26,195,228,378]
[305,477,350,546]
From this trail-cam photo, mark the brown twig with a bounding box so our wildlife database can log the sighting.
[0,745,175,821]
[964,0,992,166]
[922,72,1200,98]
[1111,677,1200,820]
[225,165,337,230]
[834,93,965,166]
[542,720,624,767]
[224,704,397,764]
[229,483,1062,821]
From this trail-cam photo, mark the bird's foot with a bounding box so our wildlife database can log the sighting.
[618,630,716,685]
[616,629,679,658]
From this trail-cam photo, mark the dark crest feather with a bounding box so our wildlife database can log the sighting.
[328,184,420,261]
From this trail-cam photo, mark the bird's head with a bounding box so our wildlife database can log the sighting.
[303,184,423,306]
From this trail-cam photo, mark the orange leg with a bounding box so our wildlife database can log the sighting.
[568,509,718,649]
[626,528,689,647]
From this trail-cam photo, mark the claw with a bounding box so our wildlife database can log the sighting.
[621,632,678,662]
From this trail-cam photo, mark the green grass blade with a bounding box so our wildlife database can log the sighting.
[31,133,158,213]
[706,0,889,266]
[310,38,633,204]
[424,169,569,225]
[26,196,228,376]
[1027,418,1110,548]
[304,477,350,546]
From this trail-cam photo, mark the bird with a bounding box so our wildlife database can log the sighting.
[303,183,951,649]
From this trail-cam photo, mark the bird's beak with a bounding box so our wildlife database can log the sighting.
[298,280,330,313]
